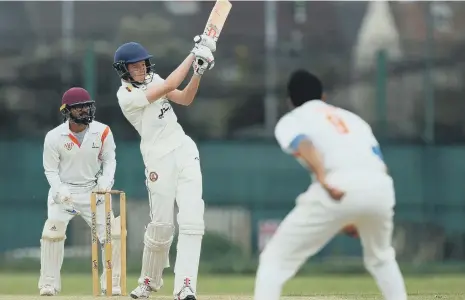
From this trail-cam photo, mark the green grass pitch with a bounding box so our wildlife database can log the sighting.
[0,273,463,299]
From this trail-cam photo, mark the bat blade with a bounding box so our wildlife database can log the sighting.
[203,0,232,42]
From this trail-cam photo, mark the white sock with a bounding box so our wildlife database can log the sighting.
[367,260,407,300]
[38,239,65,292]
[174,234,202,294]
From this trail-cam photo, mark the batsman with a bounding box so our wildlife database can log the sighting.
[113,35,215,299]
[38,88,122,296]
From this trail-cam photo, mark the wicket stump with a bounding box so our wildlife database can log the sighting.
[90,190,127,296]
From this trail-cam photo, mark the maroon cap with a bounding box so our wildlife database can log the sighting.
[61,87,94,107]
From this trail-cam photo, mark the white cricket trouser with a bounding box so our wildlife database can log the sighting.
[254,170,407,300]
[143,135,205,294]
[144,135,204,228]
[47,190,114,241]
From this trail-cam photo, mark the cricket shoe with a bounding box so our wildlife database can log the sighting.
[130,277,163,299]
[101,286,122,296]
[174,278,196,300]
[39,285,58,296]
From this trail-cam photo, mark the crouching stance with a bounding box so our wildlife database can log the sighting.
[38,87,121,296]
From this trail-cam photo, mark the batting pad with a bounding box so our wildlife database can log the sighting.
[101,216,122,289]
[139,222,174,290]
[39,220,66,292]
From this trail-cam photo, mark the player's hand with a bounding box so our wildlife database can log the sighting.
[193,34,216,53]
[96,177,113,193]
[94,181,111,204]
[342,224,359,238]
[322,182,345,201]
[96,192,107,205]
[62,203,80,215]
[94,191,107,205]
[191,45,215,75]
[95,185,111,193]
[193,57,213,76]
[61,198,80,215]
[53,185,72,205]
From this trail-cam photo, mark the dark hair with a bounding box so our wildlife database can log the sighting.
[287,69,323,107]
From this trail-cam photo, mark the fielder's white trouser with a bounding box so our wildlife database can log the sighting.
[141,135,205,294]
[254,171,407,300]
[38,190,121,292]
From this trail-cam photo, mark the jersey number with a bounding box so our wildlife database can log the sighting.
[326,113,349,134]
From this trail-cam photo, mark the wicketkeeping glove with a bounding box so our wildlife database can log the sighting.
[94,177,113,205]
[62,199,80,216]
[53,186,80,215]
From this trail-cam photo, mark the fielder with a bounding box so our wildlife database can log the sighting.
[254,70,407,300]
[112,35,215,299]
[39,87,121,296]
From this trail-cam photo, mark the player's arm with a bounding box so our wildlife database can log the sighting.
[43,133,71,201]
[166,43,214,106]
[145,54,195,103]
[291,137,327,185]
[120,46,213,110]
[166,75,201,106]
[292,137,345,200]
[118,54,196,111]
[275,115,344,200]
[97,128,116,192]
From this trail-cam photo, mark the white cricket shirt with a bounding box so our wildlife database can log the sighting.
[117,74,185,162]
[275,100,386,174]
[43,120,116,194]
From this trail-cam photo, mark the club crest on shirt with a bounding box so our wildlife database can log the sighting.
[64,142,74,151]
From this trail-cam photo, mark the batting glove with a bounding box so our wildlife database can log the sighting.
[191,45,215,76]
[193,34,216,53]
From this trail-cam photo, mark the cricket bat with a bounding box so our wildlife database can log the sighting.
[203,0,232,42]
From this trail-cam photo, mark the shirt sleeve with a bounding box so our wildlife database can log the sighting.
[43,132,64,194]
[274,114,308,154]
[97,127,116,190]
[117,86,150,112]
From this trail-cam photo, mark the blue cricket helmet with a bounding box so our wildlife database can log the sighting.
[112,42,155,85]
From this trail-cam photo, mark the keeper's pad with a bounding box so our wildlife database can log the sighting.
[138,222,174,290]
[38,220,67,291]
